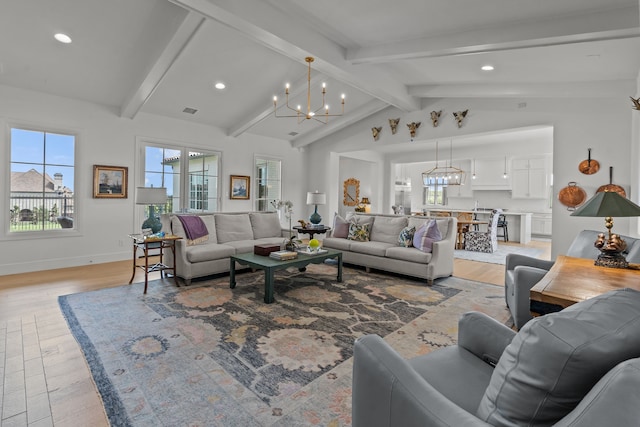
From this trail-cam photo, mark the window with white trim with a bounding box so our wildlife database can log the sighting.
[254,157,282,211]
[143,143,221,213]
[9,127,76,233]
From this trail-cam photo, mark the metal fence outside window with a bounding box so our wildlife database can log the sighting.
[10,194,74,231]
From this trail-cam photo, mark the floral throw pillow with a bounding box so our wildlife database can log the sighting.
[398,226,416,247]
[413,220,442,253]
[348,222,371,242]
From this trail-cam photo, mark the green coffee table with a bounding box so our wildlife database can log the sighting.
[229,249,343,303]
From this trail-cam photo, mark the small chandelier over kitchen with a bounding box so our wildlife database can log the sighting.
[422,140,466,186]
[273,57,345,124]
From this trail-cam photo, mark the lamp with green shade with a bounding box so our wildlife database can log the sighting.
[571,190,640,268]
[136,187,167,234]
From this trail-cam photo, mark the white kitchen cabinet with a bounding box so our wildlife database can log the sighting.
[447,183,472,198]
[532,213,552,236]
[512,157,548,199]
[471,157,511,190]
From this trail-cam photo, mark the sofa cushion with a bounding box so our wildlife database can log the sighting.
[322,237,352,251]
[223,240,258,254]
[185,243,235,263]
[476,288,640,427]
[370,216,408,244]
[215,214,254,243]
[385,246,432,263]
[249,212,281,239]
[349,241,395,257]
[413,220,442,253]
[332,213,350,238]
[172,214,217,243]
[348,223,371,242]
[410,346,495,415]
[398,226,416,247]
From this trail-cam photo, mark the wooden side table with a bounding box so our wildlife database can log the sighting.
[293,225,331,240]
[128,234,182,293]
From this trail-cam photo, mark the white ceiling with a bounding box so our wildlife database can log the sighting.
[1,0,639,147]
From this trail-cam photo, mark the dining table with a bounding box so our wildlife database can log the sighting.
[455,220,488,250]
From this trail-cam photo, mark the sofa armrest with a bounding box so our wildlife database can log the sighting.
[280,228,293,238]
[353,334,493,427]
[457,312,516,366]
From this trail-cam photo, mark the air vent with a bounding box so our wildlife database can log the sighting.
[288,132,299,137]
[182,107,198,114]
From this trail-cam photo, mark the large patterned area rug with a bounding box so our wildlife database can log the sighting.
[454,243,544,265]
[59,264,510,426]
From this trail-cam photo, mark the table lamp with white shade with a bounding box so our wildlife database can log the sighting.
[571,190,640,268]
[306,191,326,225]
[136,187,167,233]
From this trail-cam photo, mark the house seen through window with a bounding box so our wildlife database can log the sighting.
[143,144,220,214]
[9,128,76,232]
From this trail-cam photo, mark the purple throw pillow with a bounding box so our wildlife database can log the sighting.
[333,213,350,238]
[413,219,442,253]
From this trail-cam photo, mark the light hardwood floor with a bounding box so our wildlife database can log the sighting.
[0,240,550,426]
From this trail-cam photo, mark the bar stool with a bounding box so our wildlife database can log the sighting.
[497,213,509,241]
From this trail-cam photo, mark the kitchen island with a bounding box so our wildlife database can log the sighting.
[418,208,533,244]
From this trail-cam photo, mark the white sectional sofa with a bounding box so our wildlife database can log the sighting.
[159,211,290,284]
[322,213,456,285]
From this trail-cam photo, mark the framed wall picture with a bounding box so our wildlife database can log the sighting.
[230,175,250,200]
[93,165,128,198]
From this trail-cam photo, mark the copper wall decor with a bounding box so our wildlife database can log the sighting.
[558,182,587,211]
[578,148,600,175]
[596,167,626,198]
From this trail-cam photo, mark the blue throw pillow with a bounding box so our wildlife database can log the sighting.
[398,226,416,247]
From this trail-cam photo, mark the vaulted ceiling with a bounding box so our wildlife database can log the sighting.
[1,0,639,148]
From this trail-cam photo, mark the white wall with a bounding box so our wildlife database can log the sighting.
[337,156,376,217]
[306,96,638,258]
[0,84,306,275]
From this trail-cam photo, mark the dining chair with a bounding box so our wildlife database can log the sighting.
[497,213,509,241]
[464,209,501,253]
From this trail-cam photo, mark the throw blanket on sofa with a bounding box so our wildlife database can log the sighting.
[177,215,209,245]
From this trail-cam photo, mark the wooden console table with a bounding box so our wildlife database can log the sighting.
[530,255,640,308]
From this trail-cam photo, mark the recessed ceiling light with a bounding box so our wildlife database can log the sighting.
[481,65,494,71]
[54,33,72,44]
[214,82,226,90]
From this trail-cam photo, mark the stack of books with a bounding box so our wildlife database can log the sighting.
[269,250,298,260]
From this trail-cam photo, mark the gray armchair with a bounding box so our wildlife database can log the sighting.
[352,288,640,427]
[504,254,554,329]
[505,229,640,330]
